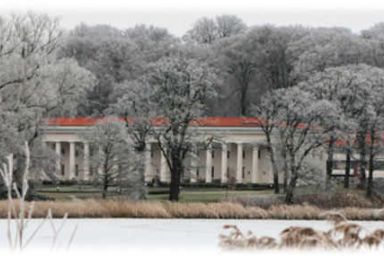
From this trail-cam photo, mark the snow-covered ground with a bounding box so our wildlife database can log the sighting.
[0,218,384,255]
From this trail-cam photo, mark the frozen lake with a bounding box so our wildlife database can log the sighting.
[1,218,384,255]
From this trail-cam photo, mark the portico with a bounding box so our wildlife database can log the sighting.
[42,117,274,184]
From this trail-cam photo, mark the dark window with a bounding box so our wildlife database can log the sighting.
[212,150,214,159]
[211,166,214,178]
[227,151,230,159]
[197,168,199,177]
[61,164,65,176]
[242,150,245,159]
[258,150,261,159]
[61,148,65,155]
[75,165,79,176]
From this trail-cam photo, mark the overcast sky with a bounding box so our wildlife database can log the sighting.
[2,0,384,35]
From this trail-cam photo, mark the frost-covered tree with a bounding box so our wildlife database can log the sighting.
[213,25,307,116]
[186,17,218,44]
[215,15,247,39]
[249,25,308,90]
[299,64,384,192]
[357,67,384,196]
[0,13,94,198]
[185,15,246,45]
[213,34,257,115]
[84,120,141,199]
[298,66,357,188]
[290,27,367,82]
[272,87,339,203]
[61,23,178,115]
[333,65,383,189]
[107,80,157,199]
[251,90,282,193]
[121,55,216,201]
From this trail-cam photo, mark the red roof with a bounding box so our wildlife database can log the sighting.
[45,117,264,128]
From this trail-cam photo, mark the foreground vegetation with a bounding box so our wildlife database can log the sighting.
[220,212,384,250]
[0,199,383,220]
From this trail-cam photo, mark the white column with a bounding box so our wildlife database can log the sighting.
[160,150,167,182]
[144,143,152,182]
[205,144,212,183]
[251,145,258,183]
[97,146,103,176]
[68,142,75,180]
[221,143,228,183]
[83,142,90,180]
[236,143,243,183]
[55,142,61,175]
[190,145,198,183]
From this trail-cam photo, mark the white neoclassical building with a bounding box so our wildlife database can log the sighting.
[41,117,282,184]
[41,117,384,184]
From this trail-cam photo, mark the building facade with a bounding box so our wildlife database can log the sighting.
[43,116,384,184]
[42,117,281,184]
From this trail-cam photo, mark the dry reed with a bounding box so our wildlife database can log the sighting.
[0,200,384,220]
[219,211,384,250]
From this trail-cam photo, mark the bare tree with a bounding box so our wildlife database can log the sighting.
[271,87,338,203]
[84,120,139,199]
[251,90,281,193]
[107,80,157,199]
[185,15,246,45]
[215,15,247,39]
[125,55,216,201]
[0,13,94,198]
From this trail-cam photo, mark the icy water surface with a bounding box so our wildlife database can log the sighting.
[0,218,384,255]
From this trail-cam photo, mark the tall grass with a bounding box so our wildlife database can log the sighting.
[0,200,383,219]
[219,212,384,250]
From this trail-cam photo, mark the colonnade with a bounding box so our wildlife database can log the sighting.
[46,140,266,184]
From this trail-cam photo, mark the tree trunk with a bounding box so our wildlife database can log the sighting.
[133,151,147,200]
[326,138,334,189]
[169,169,181,201]
[357,131,367,189]
[359,149,367,189]
[267,145,279,194]
[240,92,247,116]
[102,167,108,199]
[102,180,107,199]
[169,157,182,201]
[285,170,298,204]
[273,172,279,194]
[367,130,375,198]
[281,148,288,192]
[285,155,297,204]
[344,148,351,188]
[367,151,374,197]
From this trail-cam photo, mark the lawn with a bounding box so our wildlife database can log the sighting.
[36,184,273,202]
[147,189,273,202]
